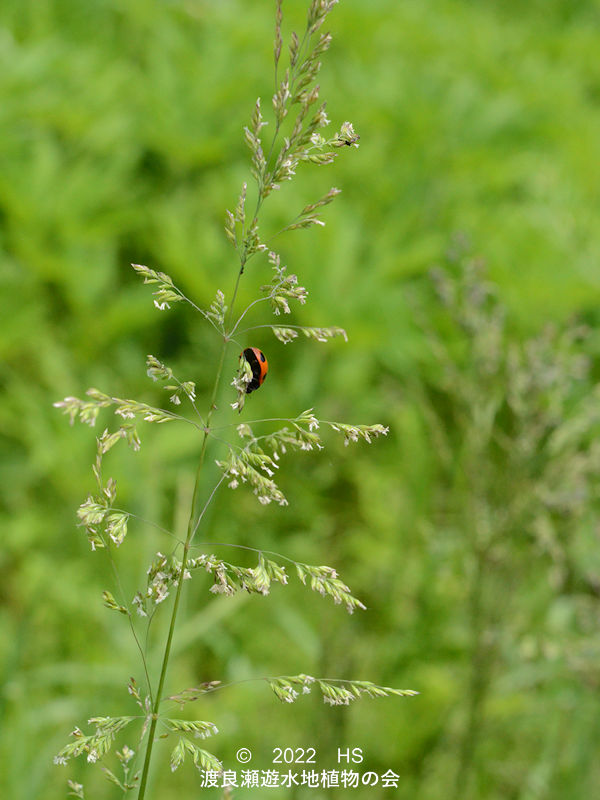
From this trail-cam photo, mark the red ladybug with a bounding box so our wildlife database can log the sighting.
[242,347,268,393]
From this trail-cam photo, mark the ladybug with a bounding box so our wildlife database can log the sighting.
[242,347,268,393]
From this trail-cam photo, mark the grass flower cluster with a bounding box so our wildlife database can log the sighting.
[53,2,415,796]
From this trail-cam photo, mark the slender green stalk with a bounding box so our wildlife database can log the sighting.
[136,13,320,789]
[452,546,487,800]
[136,542,187,798]
[53,5,392,795]
[136,338,229,799]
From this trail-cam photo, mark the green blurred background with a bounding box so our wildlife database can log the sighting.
[2,0,600,797]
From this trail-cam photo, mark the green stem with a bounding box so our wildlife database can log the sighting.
[136,24,292,787]
[136,341,228,799]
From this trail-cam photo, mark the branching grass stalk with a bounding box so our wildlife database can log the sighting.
[138,219,268,795]
[106,548,155,706]
[229,297,271,337]
[53,4,414,796]
[236,323,327,335]
[137,335,229,799]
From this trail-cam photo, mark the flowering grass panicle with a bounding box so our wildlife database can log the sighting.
[53,2,415,797]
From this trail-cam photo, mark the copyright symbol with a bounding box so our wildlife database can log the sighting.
[236,747,252,763]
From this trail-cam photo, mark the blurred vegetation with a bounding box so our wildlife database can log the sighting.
[2,0,600,798]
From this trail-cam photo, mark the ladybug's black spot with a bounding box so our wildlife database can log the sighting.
[259,352,266,362]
